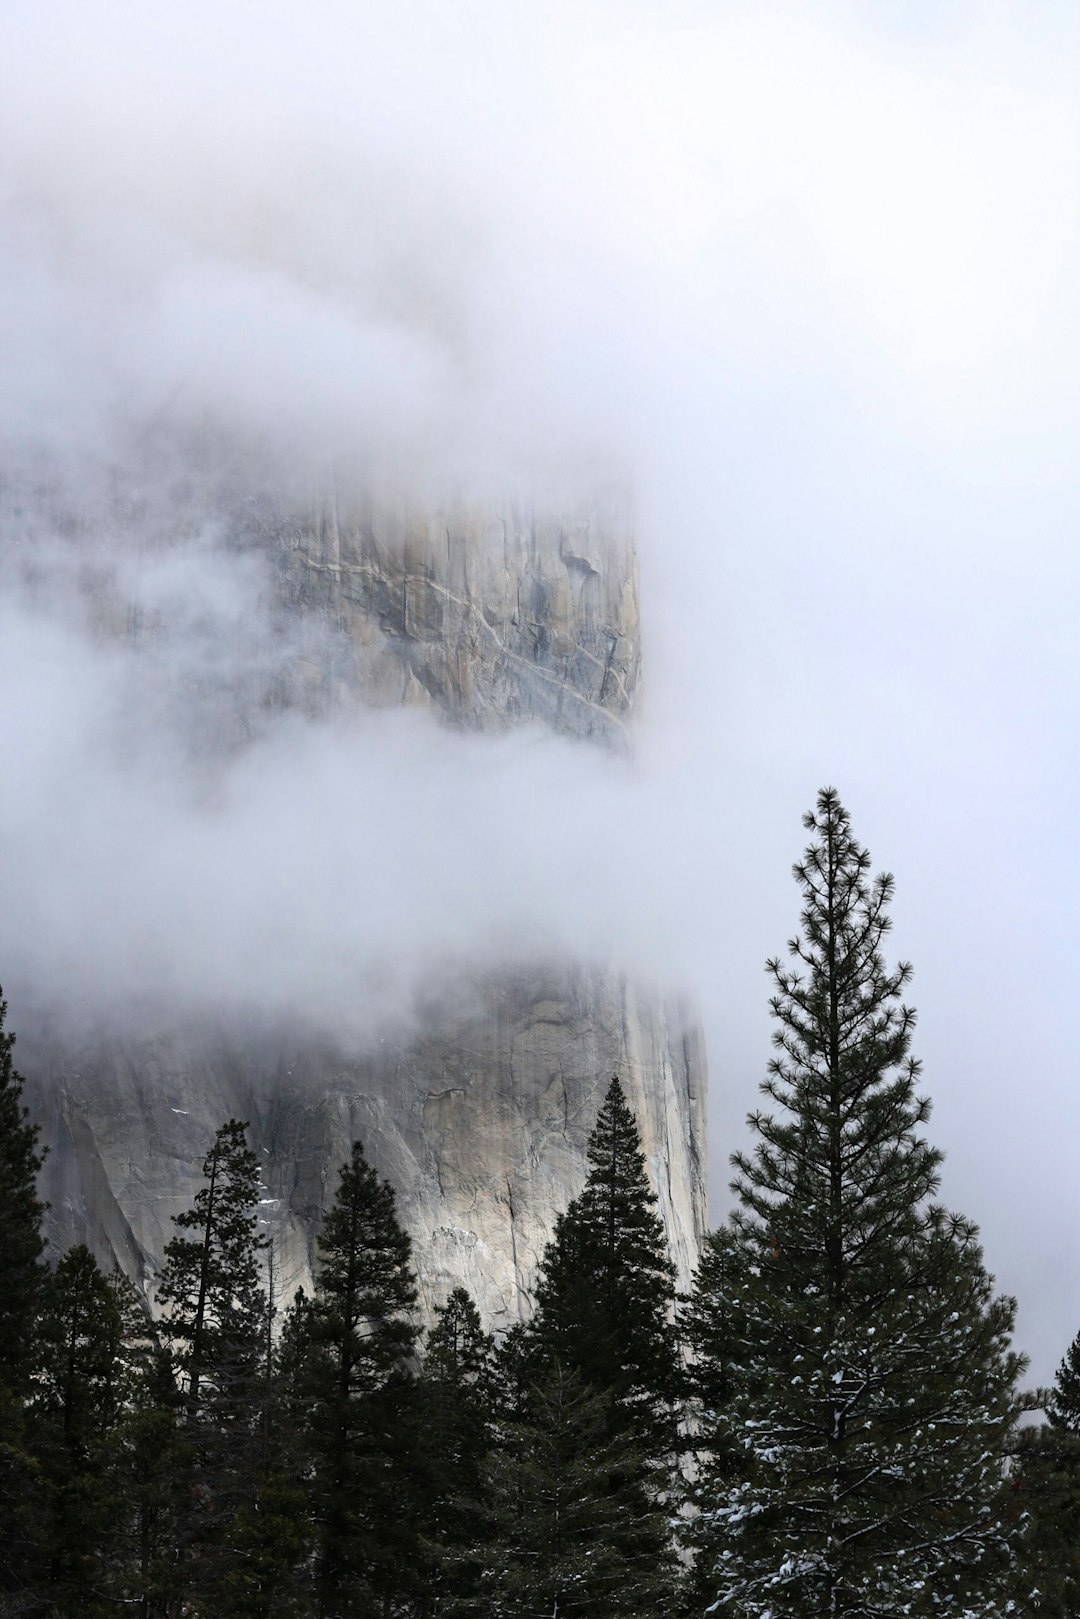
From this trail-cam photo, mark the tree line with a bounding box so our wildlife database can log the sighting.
[0,788,1076,1617]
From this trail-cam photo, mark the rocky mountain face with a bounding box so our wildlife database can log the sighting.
[25,492,708,1323]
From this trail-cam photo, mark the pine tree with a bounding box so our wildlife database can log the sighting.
[478,1359,675,1619]
[688,789,1027,1619]
[156,1118,268,1606]
[158,1119,267,1429]
[418,1287,498,1614]
[679,1223,746,1513]
[109,1342,190,1618]
[528,1075,680,1457]
[0,987,49,1610]
[1012,1330,1080,1615]
[1048,1331,1080,1436]
[34,1245,129,1617]
[0,990,47,1387]
[299,1138,420,1618]
[519,1076,681,1610]
[216,1253,314,1619]
[38,1246,126,1444]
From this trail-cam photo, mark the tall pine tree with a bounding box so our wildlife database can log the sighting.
[156,1118,268,1607]
[528,1074,680,1458]
[0,988,49,1611]
[688,788,1027,1619]
[0,990,47,1393]
[418,1286,498,1615]
[1012,1329,1080,1615]
[298,1138,420,1618]
[35,1245,128,1618]
[157,1118,267,1430]
[522,1075,681,1610]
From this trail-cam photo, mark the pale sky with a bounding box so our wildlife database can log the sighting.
[1,0,1079,1383]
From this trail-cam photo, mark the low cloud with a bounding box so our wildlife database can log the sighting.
[3,0,1080,1379]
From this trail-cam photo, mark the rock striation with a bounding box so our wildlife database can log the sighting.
[25,490,708,1320]
[260,492,641,748]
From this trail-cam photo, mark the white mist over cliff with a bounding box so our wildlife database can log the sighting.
[3,1,1080,1374]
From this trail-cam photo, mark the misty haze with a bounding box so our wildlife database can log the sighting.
[2,2,1079,1614]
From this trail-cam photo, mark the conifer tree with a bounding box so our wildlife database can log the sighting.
[527,1075,680,1458]
[156,1118,268,1604]
[679,1223,745,1501]
[39,1245,126,1444]
[216,1252,314,1619]
[1048,1331,1080,1436]
[0,988,49,1610]
[158,1118,267,1428]
[478,1360,676,1619]
[1013,1329,1080,1615]
[688,789,1027,1618]
[0,990,47,1391]
[300,1138,420,1618]
[109,1342,189,1617]
[419,1286,498,1614]
[519,1076,681,1607]
[35,1245,129,1617]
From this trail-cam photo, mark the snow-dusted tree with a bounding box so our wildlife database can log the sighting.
[687,789,1027,1619]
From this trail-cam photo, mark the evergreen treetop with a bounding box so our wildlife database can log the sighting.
[157,1117,267,1425]
[1048,1327,1080,1434]
[301,1138,421,1617]
[528,1075,679,1450]
[309,1138,418,1391]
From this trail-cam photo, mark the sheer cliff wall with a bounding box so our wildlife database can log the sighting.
[27,494,708,1324]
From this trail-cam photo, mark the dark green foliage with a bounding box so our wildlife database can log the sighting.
[679,1223,746,1507]
[156,1118,269,1608]
[157,1118,267,1428]
[214,1468,313,1619]
[419,1287,498,1613]
[38,1245,125,1445]
[528,1075,680,1458]
[108,1344,190,1617]
[478,1360,676,1619]
[0,990,47,1397]
[1013,1330,1080,1615]
[206,1253,316,1618]
[688,789,1027,1618]
[1049,1330,1080,1436]
[517,1077,681,1612]
[33,1245,127,1617]
[300,1139,421,1618]
[0,990,49,1611]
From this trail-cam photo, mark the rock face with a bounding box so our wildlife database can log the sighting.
[261,493,640,749]
[27,492,708,1319]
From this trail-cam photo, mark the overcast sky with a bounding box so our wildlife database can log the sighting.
[2,0,1079,1383]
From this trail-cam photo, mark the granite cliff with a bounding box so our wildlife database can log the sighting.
[24,491,708,1322]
